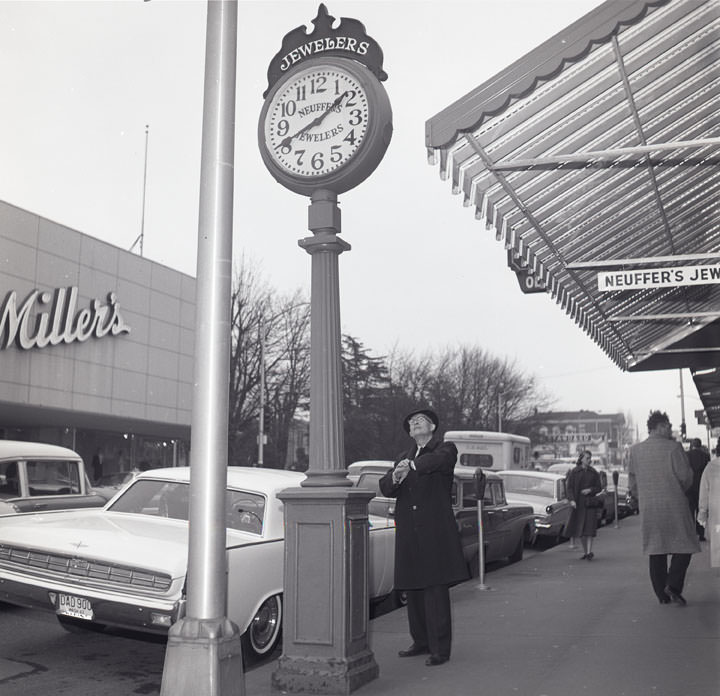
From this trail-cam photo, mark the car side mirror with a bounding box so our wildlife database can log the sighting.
[474,469,486,501]
[612,470,619,486]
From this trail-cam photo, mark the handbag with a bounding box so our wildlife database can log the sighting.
[585,494,604,508]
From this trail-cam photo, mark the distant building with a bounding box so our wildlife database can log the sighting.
[0,200,193,479]
[522,410,627,469]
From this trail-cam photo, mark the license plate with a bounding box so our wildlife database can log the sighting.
[57,593,94,620]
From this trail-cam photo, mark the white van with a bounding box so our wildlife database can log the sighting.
[444,431,531,471]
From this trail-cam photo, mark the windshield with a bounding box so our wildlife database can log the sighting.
[108,479,266,535]
[502,474,556,499]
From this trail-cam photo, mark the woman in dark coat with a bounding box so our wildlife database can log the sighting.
[379,409,468,666]
[564,450,602,560]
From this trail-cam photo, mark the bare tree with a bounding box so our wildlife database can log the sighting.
[227,259,310,468]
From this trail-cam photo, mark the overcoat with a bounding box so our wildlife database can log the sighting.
[628,433,700,555]
[564,464,602,538]
[698,457,720,567]
[378,437,469,589]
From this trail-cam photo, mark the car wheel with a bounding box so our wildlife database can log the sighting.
[56,615,106,634]
[508,536,524,563]
[243,595,282,662]
[393,589,408,608]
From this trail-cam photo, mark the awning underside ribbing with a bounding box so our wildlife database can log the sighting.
[426,0,720,426]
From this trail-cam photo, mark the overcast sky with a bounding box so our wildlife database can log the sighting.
[0,0,710,442]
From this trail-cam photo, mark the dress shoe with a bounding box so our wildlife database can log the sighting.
[664,586,687,606]
[398,644,429,657]
[580,553,588,560]
[658,597,671,605]
[586,552,594,561]
[425,655,449,666]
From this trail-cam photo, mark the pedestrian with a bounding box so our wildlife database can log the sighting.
[628,410,700,605]
[564,450,602,560]
[378,408,468,667]
[687,437,710,541]
[697,444,720,568]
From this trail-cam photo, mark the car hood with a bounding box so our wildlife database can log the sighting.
[503,493,560,516]
[0,510,195,577]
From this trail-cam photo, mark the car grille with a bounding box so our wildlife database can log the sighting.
[0,544,173,594]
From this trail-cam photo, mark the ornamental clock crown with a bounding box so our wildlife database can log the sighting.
[263,3,388,97]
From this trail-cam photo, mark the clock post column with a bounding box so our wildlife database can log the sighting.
[273,189,379,694]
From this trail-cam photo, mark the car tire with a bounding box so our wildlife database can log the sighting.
[393,589,408,608]
[56,615,106,634]
[508,536,524,563]
[242,594,282,663]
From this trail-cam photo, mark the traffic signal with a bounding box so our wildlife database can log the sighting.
[681,422,687,440]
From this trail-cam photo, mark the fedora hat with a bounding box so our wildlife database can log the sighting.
[403,408,439,434]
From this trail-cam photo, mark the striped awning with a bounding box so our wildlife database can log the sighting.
[426,0,720,427]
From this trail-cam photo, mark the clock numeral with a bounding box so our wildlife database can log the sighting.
[330,145,342,163]
[295,85,307,102]
[345,90,357,107]
[281,100,297,117]
[348,109,363,127]
[344,129,357,146]
[277,119,289,137]
[311,152,325,171]
[311,76,327,94]
[295,149,306,167]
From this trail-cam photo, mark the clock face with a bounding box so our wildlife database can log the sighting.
[264,64,370,179]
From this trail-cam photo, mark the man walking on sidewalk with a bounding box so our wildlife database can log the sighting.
[628,410,700,605]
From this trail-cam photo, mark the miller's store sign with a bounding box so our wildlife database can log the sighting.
[0,286,131,351]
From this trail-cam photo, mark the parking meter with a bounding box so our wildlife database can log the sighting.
[612,470,619,528]
[474,469,490,590]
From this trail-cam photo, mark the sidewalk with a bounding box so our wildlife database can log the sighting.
[247,516,719,696]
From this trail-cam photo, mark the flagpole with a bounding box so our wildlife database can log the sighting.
[130,124,150,255]
[139,124,149,257]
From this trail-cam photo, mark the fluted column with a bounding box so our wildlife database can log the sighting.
[298,189,352,487]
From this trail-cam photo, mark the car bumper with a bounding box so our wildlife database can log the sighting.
[533,518,563,536]
[0,573,182,634]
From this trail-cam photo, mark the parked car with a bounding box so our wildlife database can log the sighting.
[0,467,396,661]
[346,460,394,486]
[0,440,108,514]
[352,462,537,574]
[90,470,139,501]
[608,470,638,518]
[496,470,572,544]
[595,469,616,526]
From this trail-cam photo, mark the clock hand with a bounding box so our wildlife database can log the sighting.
[277,91,348,150]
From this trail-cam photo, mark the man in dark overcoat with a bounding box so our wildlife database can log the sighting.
[628,410,700,605]
[379,408,468,666]
[687,438,710,541]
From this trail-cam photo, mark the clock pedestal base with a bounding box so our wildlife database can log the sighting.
[272,487,379,695]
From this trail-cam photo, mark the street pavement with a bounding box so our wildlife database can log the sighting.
[1,514,717,695]
[249,514,720,696]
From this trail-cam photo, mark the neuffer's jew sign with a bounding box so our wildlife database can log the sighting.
[598,264,720,292]
[0,286,131,351]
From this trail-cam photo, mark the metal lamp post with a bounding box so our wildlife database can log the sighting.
[160,3,243,696]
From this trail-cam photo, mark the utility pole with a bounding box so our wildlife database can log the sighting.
[498,383,504,432]
[257,316,265,467]
[679,368,687,441]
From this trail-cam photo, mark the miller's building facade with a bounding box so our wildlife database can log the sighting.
[0,200,193,478]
